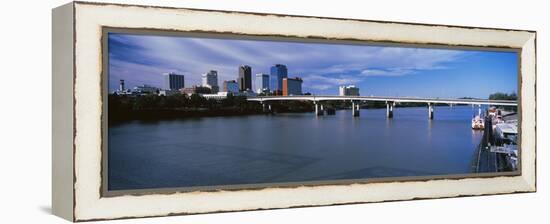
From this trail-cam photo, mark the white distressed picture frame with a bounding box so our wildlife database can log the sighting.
[52,1,536,222]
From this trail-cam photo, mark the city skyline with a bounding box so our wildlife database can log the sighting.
[108,33,518,98]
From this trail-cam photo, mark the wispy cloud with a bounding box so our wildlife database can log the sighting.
[108,33,469,93]
[302,74,363,90]
[360,68,413,77]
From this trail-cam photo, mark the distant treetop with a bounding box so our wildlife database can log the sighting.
[489,92,517,100]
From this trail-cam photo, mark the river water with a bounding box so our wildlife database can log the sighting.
[108,105,485,190]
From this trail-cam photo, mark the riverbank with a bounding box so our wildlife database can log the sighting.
[109,93,463,123]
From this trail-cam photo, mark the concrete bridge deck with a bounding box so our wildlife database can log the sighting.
[247,95,517,119]
[247,95,518,106]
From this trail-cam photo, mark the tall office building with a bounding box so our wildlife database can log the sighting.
[270,64,288,95]
[163,73,185,90]
[339,85,360,96]
[223,80,239,93]
[282,77,303,96]
[201,70,219,92]
[238,65,252,91]
[255,73,270,94]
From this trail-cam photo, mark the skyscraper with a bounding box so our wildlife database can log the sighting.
[270,64,288,95]
[238,65,252,91]
[201,70,219,92]
[255,73,270,94]
[163,73,185,90]
[282,77,303,96]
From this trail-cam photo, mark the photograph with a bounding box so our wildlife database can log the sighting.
[106,30,520,192]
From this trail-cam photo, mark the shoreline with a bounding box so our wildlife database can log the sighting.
[109,105,477,124]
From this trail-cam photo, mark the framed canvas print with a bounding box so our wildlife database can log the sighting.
[52,1,537,222]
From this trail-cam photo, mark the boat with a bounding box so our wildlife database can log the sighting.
[494,122,518,145]
[493,121,519,170]
[472,115,484,129]
[471,107,484,130]
[488,106,498,117]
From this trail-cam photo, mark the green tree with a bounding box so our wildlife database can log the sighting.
[189,93,205,107]
[489,92,517,100]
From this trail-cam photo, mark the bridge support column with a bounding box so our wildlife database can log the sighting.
[315,102,325,116]
[428,103,434,120]
[352,101,360,117]
[261,102,272,113]
[386,102,394,118]
[478,105,481,117]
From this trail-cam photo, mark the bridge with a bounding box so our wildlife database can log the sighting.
[247,95,518,119]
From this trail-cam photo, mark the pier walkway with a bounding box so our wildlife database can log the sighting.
[471,115,515,173]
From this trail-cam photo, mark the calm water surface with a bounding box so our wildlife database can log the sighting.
[108,106,484,190]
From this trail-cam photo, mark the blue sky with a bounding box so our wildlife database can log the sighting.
[108,33,518,99]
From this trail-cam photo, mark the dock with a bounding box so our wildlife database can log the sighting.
[471,109,518,173]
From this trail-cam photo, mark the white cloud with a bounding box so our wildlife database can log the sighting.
[109,33,469,92]
[360,68,413,77]
[303,74,362,85]
[309,84,332,90]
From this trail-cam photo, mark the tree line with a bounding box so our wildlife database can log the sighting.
[108,93,314,123]
[489,92,517,101]
[109,92,519,123]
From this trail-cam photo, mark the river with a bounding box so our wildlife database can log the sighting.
[108,105,485,190]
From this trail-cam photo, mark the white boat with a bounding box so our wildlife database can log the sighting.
[495,122,518,144]
[471,107,484,130]
[472,115,484,129]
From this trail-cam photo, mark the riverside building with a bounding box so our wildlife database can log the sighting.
[238,65,252,91]
[163,73,185,90]
[339,85,360,96]
[255,73,270,94]
[202,70,219,93]
[223,80,239,94]
[270,64,288,95]
[282,77,303,96]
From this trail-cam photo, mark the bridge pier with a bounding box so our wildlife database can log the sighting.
[352,101,360,117]
[261,102,272,113]
[428,103,434,120]
[478,105,482,117]
[386,101,394,118]
[314,102,325,116]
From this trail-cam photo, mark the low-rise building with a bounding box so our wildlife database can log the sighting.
[158,89,180,96]
[223,80,239,94]
[113,80,132,95]
[201,92,231,100]
[133,84,160,95]
[339,85,360,96]
[180,85,212,96]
